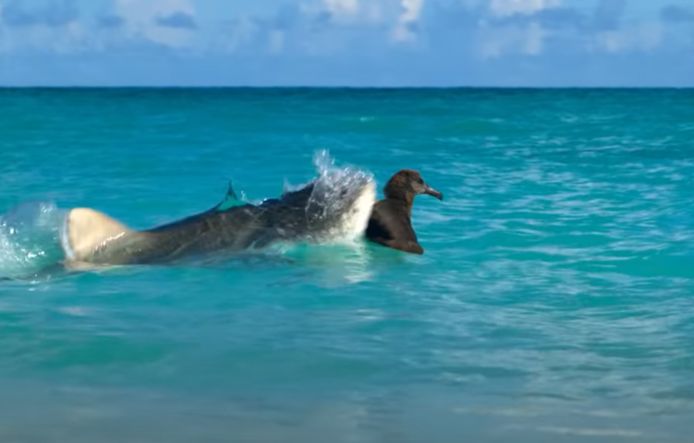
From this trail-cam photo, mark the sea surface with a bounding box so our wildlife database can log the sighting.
[0,88,693,442]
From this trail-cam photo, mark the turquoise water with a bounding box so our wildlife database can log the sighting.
[1,88,693,442]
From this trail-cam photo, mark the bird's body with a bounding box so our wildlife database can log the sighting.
[365,170,443,254]
[366,198,423,254]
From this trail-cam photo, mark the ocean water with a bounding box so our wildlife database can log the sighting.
[0,88,693,442]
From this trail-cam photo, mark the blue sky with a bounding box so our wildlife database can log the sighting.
[0,0,692,86]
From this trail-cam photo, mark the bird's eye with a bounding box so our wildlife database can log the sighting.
[417,178,424,184]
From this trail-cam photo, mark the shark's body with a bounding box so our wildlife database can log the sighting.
[63,179,376,266]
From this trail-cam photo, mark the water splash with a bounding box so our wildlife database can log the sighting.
[0,201,66,279]
[304,150,375,243]
[223,150,374,248]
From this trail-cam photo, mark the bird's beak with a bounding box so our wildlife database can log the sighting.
[424,185,443,201]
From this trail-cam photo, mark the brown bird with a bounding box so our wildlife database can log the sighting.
[366,170,443,254]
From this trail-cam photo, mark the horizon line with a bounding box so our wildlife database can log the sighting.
[1,85,692,90]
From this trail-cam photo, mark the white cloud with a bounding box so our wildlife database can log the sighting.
[218,16,259,53]
[0,2,5,53]
[392,0,423,42]
[523,21,545,55]
[304,0,391,26]
[268,29,285,53]
[324,0,360,18]
[480,21,548,58]
[0,22,91,54]
[114,0,197,48]
[489,0,561,18]
[0,1,92,55]
[595,23,663,53]
[320,0,385,26]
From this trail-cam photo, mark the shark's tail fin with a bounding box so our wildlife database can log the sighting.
[62,208,132,263]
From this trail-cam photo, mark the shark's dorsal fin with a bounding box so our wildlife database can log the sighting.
[216,181,244,211]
